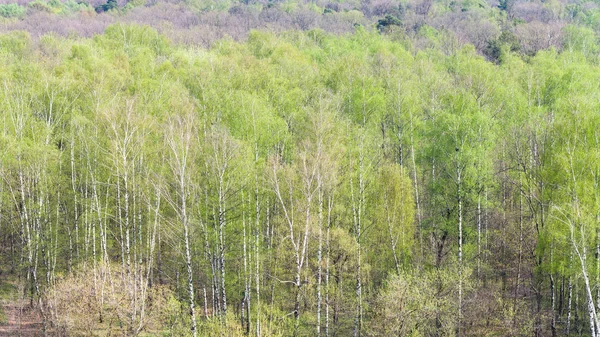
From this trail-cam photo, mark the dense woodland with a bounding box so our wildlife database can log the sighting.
[1,0,600,336]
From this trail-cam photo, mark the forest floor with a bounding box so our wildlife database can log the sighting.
[0,278,45,337]
[0,301,44,336]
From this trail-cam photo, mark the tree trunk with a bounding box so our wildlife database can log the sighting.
[457,167,463,336]
[317,181,323,337]
[218,175,227,316]
[182,184,198,337]
[325,195,332,337]
[566,276,573,335]
[570,220,600,337]
[410,115,423,263]
[255,171,261,337]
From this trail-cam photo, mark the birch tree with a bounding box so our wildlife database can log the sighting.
[165,110,199,337]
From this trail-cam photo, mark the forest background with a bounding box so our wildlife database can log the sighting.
[1,0,600,335]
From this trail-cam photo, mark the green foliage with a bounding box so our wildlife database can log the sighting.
[96,0,117,12]
[483,30,520,62]
[197,311,287,336]
[369,267,466,337]
[0,31,31,59]
[98,24,170,57]
[563,25,599,60]
[369,163,415,280]
[377,15,402,32]
[1,21,600,337]
[28,0,92,15]
[0,4,26,18]
[0,282,17,301]
[63,0,93,13]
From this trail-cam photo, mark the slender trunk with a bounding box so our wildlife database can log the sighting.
[272,157,315,337]
[566,276,573,335]
[514,179,523,328]
[123,170,133,324]
[251,107,262,337]
[18,169,34,304]
[135,187,161,335]
[386,196,400,274]
[571,224,600,337]
[70,136,80,269]
[90,183,97,299]
[358,176,363,337]
[201,187,212,317]
[182,184,198,337]
[325,195,332,337]
[351,157,364,337]
[551,272,556,337]
[242,192,250,334]
[203,286,208,317]
[550,244,556,337]
[53,180,61,288]
[267,201,276,332]
[575,281,580,335]
[457,168,463,336]
[585,262,598,337]
[218,175,227,316]
[559,276,564,317]
[117,180,126,287]
[477,193,481,278]
[597,211,600,314]
[317,183,323,337]
[34,179,48,333]
[410,116,423,262]
[255,177,261,337]
[298,185,313,336]
[294,269,301,336]
[356,239,363,337]
[484,188,488,283]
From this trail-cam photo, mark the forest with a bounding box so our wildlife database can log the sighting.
[1,0,600,335]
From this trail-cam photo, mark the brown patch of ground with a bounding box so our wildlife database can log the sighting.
[0,301,45,337]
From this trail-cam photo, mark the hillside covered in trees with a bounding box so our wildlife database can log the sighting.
[1,0,600,336]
